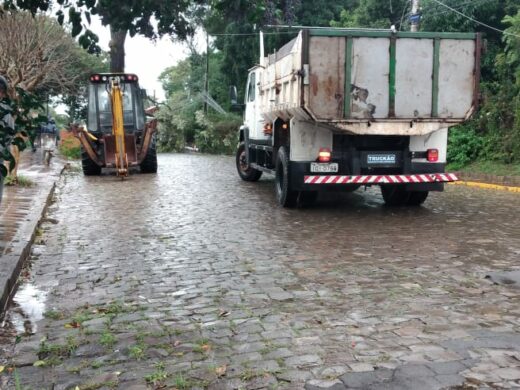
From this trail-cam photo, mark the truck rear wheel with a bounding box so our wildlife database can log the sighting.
[81,147,102,176]
[140,138,158,173]
[298,191,318,207]
[236,142,262,181]
[407,191,429,206]
[275,146,298,208]
[381,185,410,206]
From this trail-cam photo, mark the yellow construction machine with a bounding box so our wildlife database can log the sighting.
[72,73,158,176]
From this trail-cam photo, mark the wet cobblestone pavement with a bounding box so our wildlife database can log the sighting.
[1,153,520,390]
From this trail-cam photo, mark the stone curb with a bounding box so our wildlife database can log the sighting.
[0,163,66,316]
[456,171,520,187]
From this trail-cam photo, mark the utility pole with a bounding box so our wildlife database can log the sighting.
[410,0,421,32]
[204,31,209,115]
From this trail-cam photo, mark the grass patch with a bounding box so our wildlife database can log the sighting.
[240,368,262,381]
[38,335,79,365]
[128,344,145,360]
[43,310,65,320]
[448,160,520,177]
[5,175,34,187]
[192,339,211,354]
[59,133,81,160]
[170,373,201,389]
[99,331,117,348]
[145,362,168,386]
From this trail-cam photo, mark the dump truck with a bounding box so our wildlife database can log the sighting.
[72,73,158,176]
[235,28,481,207]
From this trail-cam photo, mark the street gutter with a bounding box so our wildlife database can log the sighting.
[0,159,66,317]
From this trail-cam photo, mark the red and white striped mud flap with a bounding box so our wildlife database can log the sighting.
[303,173,459,185]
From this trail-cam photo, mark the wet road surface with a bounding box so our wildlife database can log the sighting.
[1,153,520,389]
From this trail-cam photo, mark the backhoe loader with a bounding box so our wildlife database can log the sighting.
[72,73,158,176]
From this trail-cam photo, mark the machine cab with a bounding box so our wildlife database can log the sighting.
[87,73,146,135]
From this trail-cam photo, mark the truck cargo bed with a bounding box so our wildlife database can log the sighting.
[259,29,480,136]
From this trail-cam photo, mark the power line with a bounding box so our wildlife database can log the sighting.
[429,0,520,38]
[209,31,298,37]
[425,0,494,19]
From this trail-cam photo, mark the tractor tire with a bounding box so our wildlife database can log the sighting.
[406,191,429,206]
[381,185,410,206]
[81,147,102,176]
[275,146,298,208]
[140,138,158,174]
[236,142,262,182]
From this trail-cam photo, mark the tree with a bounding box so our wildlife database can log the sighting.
[2,0,204,72]
[0,10,107,97]
[0,9,107,185]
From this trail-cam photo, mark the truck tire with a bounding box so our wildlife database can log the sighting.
[236,142,262,181]
[380,185,410,206]
[407,191,429,206]
[81,147,102,176]
[298,191,318,207]
[275,146,298,208]
[140,138,158,173]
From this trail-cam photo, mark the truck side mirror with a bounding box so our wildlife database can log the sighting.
[229,85,244,112]
[229,85,238,105]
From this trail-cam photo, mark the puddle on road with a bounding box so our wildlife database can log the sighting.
[6,283,48,335]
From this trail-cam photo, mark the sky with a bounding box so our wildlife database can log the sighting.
[89,18,205,102]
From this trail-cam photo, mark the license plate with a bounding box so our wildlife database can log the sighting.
[367,154,397,165]
[310,162,338,173]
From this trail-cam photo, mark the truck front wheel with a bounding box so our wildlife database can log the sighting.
[236,142,262,181]
[140,138,158,174]
[275,146,298,208]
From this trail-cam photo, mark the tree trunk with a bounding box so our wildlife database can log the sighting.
[109,26,127,73]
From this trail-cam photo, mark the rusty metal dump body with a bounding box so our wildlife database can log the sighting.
[258,29,480,137]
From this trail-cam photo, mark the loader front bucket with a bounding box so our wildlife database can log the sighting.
[103,134,138,167]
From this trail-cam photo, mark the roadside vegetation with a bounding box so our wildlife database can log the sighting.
[156,0,520,174]
[58,130,81,160]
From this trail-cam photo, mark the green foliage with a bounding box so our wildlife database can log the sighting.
[194,111,241,155]
[4,175,34,187]
[99,331,117,348]
[0,89,46,178]
[59,140,81,160]
[447,125,484,170]
[331,0,408,29]
[157,53,242,154]
[5,0,205,54]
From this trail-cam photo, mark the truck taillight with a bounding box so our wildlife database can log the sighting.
[427,149,439,162]
[318,148,331,162]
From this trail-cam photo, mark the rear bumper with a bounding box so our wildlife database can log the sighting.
[290,161,453,192]
[304,173,458,185]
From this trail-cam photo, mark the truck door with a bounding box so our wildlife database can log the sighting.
[244,70,263,140]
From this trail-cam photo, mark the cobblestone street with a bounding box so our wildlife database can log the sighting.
[1,153,520,389]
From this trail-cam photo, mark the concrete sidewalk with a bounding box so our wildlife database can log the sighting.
[0,151,65,315]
